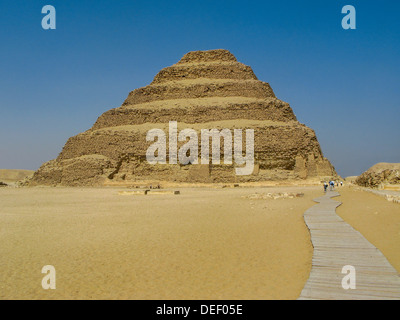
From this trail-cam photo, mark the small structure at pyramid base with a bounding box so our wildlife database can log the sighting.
[29,49,337,187]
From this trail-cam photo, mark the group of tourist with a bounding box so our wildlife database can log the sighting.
[323,180,343,192]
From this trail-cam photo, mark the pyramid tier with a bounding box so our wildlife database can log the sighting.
[123,79,275,105]
[59,120,317,160]
[31,120,335,186]
[177,49,238,64]
[93,97,297,130]
[151,61,258,84]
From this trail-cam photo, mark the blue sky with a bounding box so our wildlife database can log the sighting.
[0,0,399,177]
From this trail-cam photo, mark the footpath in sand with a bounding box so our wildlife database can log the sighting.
[299,190,400,300]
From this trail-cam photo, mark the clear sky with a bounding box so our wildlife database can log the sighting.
[0,0,399,177]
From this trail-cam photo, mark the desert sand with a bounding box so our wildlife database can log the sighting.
[336,186,400,273]
[1,185,399,300]
[0,186,317,300]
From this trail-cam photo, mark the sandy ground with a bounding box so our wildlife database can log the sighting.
[0,186,317,300]
[1,185,399,300]
[336,186,400,273]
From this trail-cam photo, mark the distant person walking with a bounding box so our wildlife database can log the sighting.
[329,180,334,191]
[323,182,328,193]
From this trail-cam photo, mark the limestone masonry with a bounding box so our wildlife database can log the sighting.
[355,163,400,188]
[30,49,337,186]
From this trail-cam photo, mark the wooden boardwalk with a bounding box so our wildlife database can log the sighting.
[299,190,400,300]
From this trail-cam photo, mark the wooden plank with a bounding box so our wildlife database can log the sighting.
[298,191,400,300]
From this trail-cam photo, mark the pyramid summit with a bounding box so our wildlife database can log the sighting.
[30,49,337,186]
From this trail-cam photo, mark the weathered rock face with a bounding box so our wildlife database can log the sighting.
[355,163,400,188]
[30,49,337,186]
[0,169,34,182]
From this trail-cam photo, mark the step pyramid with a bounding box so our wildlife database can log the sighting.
[30,49,337,186]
